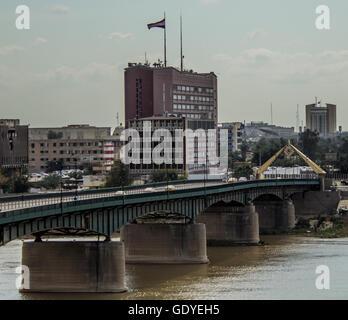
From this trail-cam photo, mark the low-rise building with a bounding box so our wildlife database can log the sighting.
[218,122,244,152]
[245,121,295,141]
[29,124,122,173]
[0,119,28,171]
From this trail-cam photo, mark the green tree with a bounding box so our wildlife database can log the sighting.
[46,159,64,173]
[228,151,242,170]
[105,160,133,187]
[339,155,348,174]
[299,129,319,160]
[40,175,60,190]
[0,172,9,190]
[150,169,180,183]
[234,163,253,179]
[11,173,29,193]
[240,141,249,162]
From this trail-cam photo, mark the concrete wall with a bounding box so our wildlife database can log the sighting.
[120,223,208,264]
[196,204,260,245]
[292,191,340,217]
[21,241,127,293]
[253,200,295,233]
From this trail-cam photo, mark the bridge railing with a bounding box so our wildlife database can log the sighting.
[0,178,321,222]
[325,173,348,181]
[263,174,319,180]
[0,179,222,212]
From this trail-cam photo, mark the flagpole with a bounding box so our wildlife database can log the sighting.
[180,13,183,71]
[164,12,167,67]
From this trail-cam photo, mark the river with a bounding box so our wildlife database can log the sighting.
[0,235,347,300]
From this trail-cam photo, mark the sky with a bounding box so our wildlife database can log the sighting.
[0,0,347,130]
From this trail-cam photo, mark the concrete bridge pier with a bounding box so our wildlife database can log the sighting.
[254,199,295,233]
[20,241,127,293]
[196,203,260,246]
[120,223,209,264]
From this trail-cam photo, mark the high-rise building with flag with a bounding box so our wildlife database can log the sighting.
[124,63,218,129]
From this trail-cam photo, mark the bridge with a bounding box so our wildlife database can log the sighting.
[0,178,322,293]
[1,141,331,293]
[0,178,320,245]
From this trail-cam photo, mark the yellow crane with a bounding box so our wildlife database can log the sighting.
[256,142,326,179]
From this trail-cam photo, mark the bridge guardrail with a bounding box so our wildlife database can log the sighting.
[0,179,223,211]
[0,179,320,224]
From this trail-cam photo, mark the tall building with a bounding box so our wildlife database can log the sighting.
[124,62,219,178]
[0,119,28,170]
[305,102,337,136]
[28,125,121,173]
[124,63,218,127]
[218,122,244,152]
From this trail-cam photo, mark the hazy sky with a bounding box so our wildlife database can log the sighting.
[1,0,347,129]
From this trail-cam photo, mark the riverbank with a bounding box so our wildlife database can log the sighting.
[289,216,348,239]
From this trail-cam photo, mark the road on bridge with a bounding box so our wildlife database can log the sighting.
[0,181,224,213]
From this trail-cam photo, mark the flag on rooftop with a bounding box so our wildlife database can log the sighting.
[147,18,166,30]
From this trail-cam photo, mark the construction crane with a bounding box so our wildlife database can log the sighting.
[256,142,326,179]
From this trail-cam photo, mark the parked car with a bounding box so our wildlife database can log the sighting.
[238,177,247,182]
[164,185,176,191]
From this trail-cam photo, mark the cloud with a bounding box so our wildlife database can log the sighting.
[35,37,48,45]
[108,32,132,40]
[213,49,348,84]
[246,29,267,41]
[36,62,120,84]
[50,5,70,15]
[0,45,24,56]
[200,0,219,4]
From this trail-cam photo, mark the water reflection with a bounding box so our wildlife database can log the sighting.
[0,235,347,300]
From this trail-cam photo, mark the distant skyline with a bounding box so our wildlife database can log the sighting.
[1,0,347,129]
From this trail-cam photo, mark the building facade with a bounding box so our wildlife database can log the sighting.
[127,116,186,177]
[0,119,28,170]
[124,63,218,127]
[245,121,295,141]
[218,122,244,153]
[305,103,337,136]
[28,125,121,173]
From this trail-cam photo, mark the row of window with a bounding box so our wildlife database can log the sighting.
[173,104,214,111]
[32,142,103,148]
[34,150,103,155]
[174,85,214,94]
[32,157,105,162]
[174,113,214,120]
[173,95,214,102]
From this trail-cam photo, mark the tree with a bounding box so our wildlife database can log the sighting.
[240,141,249,162]
[339,155,348,174]
[299,129,319,160]
[0,172,9,190]
[46,159,64,173]
[105,160,133,187]
[228,151,242,170]
[234,163,253,179]
[150,169,180,183]
[40,175,60,190]
[11,173,29,193]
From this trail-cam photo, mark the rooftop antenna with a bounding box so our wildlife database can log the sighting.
[270,103,273,125]
[164,11,167,67]
[116,112,119,126]
[296,104,299,132]
[180,12,184,72]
